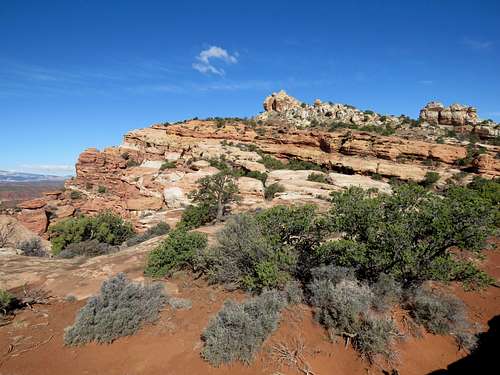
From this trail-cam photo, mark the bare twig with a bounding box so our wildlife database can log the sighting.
[272,338,316,375]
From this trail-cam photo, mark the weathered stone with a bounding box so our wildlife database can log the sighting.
[126,196,164,211]
[17,208,48,235]
[18,198,46,210]
[163,187,189,208]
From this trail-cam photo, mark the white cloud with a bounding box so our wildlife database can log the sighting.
[462,37,493,50]
[192,46,238,75]
[418,80,434,85]
[18,164,75,175]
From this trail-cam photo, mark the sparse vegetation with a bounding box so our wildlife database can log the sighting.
[125,222,170,246]
[264,183,285,200]
[17,237,46,257]
[97,185,107,194]
[58,239,118,258]
[307,172,328,183]
[69,190,82,200]
[49,211,135,255]
[126,159,140,168]
[144,229,208,278]
[64,273,166,345]
[177,203,213,230]
[201,290,287,366]
[0,289,13,315]
[420,171,440,188]
[160,160,176,170]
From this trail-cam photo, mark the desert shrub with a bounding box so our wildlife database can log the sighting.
[353,316,397,361]
[64,273,166,345]
[59,239,117,258]
[49,211,135,255]
[327,185,496,284]
[201,213,291,291]
[188,171,240,222]
[160,160,176,170]
[168,297,192,310]
[245,170,268,185]
[307,172,328,183]
[264,183,285,200]
[70,190,82,200]
[308,268,373,336]
[467,176,500,226]
[371,274,402,311]
[207,156,230,171]
[144,229,208,278]
[371,173,383,180]
[97,185,107,194]
[420,171,440,188]
[201,206,322,291]
[177,203,214,230]
[18,237,46,257]
[258,154,286,170]
[0,289,13,315]
[407,287,469,335]
[287,158,323,171]
[201,290,287,366]
[125,222,170,246]
[282,280,304,305]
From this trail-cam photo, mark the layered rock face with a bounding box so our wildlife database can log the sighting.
[13,93,500,235]
[257,90,406,128]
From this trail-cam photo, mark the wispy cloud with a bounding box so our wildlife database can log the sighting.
[418,80,434,85]
[192,46,238,75]
[18,164,75,175]
[462,37,493,50]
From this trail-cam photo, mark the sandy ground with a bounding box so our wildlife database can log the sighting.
[0,243,499,375]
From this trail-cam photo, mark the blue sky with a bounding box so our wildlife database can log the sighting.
[1,0,499,175]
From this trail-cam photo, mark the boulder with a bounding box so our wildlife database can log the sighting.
[236,177,264,196]
[17,208,48,235]
[18,198,46,210]
[163,187,190,208]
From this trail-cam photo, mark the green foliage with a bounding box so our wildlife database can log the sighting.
[371,173,383,181]
[307,172,329,183]
[207,157,230,171]
[287,158,324,171]
[125,222,170,246]
[354,316,398,361]
[201,206,321,291]
[64,273,166,345]
[49,211,135,255]
[258,154,286,170]
[97,185,107,194]
[188,171,240,222]
[144,229,208,278]
[160,160,176,170]
[177,203,214,230]
[244,170,268,185]
[264,182,285,200]
[0,289,13,315]
[201,291,287,366]
[420,171,440,188]
[456,144,486,166]
[326,185,496,283]
[467,177,500,226]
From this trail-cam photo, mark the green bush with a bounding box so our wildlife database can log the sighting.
[0,289,13,315]
[200,206,321,292]
[326,185,496,284]
[264,183,285,200]
[64,273,166,345]
[49,211,135,255]
[97,185,107,194]
[371,274,402,312]
[144,229,208,278]
[160,160,176,170]
[420,171,440,188]
[201,290,287,366]
[126,222,170,246]
[307,172,328,183]
[245,170,268,185]
[258,154,286,170]
[177,203,214,229]
[126,159,140,168]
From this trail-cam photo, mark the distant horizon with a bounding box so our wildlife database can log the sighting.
[2,0,499,174]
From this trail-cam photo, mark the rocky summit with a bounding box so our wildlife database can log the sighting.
[10,91,500,234]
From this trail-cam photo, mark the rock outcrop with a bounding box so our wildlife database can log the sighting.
[12,93,500,235]
[419,101,479,127]
[257,90,406,129]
